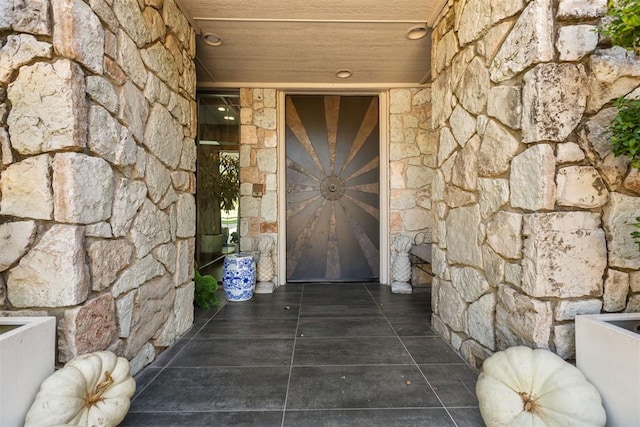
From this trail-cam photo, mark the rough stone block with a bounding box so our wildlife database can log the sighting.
[52,0,104,74]
[446,205,483,268]
[7,60,86,155]
[510,144,556,210]
[58,293,117,362]
[452,135,479,191]
[490,0,554,82]
[116,29,147,88]
[556,25,598,62]
[449,105,476,146]
[557,142,585,164]
[0,221,36,272]
[0,154,53,219]
[154,281,194,347]
[53,152,114,224]
[438,283,467,332]
[143,104,183,168]
[118,80,149,143]
[86,76,119,114]
[88,105,137,166]
[111,254,165,298]
[0,34,52,84]
[521,212,606,298]
[116,290,135,338]
[478,178,509,219]
[554,299,603,321]
[522,63,587,143]
[478,120,520,177]
[496,285,552,350]
[450,266,491,302]
[457,0,491,46]
[587,47,640,113]
[112,0,151,47]
[254,108,277,130]
[130,199,172,258]
[486,211,522,259]
[490,0,527,23]
[556,166,608,208]
[557,0,606,20]
[152,242,177,274]
[4,0,51,35]
[123,275,175,359]
[174,238,195,286]
[487,86,521,130]
[145,153,172,204]
[455,57,489,115]
[110,178,147,237]
[7,225,88,307]
[87,239,133,291]
[176,193,196,238]
[553,323,575,360]
[390,89,412,113]
[603,193,640,269]
[467,293,496,350]
[603,269,630,312]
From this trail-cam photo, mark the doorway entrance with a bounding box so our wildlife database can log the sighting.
[285,95,380,282]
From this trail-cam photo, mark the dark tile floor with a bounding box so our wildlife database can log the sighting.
[121,283,483,426]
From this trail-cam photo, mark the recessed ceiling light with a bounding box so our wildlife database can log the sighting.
[405,25,428,40]
[336,69,352,79]
[223,116,235,121]
[203,32,222,46]
[217,106,226,111]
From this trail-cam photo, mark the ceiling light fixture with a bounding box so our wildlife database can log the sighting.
[217,106,226,111]
[202,32,222,46]
[223,115,235,121]
[335,69,352,79]
[405,24,428,40]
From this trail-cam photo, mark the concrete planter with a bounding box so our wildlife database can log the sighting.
[575,313,640,426]
[0,317,56,427]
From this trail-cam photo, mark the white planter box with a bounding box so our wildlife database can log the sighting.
[0,317,56,427]
[575,313,640,427]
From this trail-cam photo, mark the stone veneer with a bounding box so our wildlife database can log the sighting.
[430,0,640,366]
[238,89,435,285]
[0,0,197,374]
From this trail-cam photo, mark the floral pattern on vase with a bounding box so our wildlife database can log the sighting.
[222,253,256,301]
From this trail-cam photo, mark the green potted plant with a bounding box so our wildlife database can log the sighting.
[194,264,219,309]
[197,150,240,254]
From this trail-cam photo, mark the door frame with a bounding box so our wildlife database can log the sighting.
[277,90,390,285]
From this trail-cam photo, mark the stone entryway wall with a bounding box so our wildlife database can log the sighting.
[238,88,279,282]
[0,0,197,374]
[239,89,436,285]
[430,0,640,367]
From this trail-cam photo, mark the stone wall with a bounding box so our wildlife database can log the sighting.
[430,0,640,366]
[389,88,437,285]
[238,88,279,283]
[0,0,197,373]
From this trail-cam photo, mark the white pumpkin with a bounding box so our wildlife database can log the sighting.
[25,351,136,427]
[476,346,606,427]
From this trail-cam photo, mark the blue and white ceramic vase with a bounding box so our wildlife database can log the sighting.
[222,253,256,301]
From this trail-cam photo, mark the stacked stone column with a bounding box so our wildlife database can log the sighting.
[431,0,640,366]
[0,0,197,373]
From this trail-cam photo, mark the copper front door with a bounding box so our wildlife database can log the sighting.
[285,95,380,282]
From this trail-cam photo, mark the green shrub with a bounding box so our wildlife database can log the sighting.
[601,0,640,54]
[194,267,218,309]
[609,97,640,171]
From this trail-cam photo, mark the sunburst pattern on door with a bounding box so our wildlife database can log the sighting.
[285,95,380,282]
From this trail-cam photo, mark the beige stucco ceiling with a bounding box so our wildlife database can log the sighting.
[175,0,448,88]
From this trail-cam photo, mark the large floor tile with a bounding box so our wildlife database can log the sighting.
[213,303,300,319]
[197,318,298,338]
[168,338,294,367]
[293,337,412,365]
[448,407,485,426]
[388,318,435,337]
[401,336,466,364]
[300,303,383,318]
[301,292,376,306]
[283,408,456,426]
[286,365,442,409]
[297,317,395,338]
[121,410,283,426]
[419,364,479,407]
[130,367,289,412]
[131,367,162,400]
